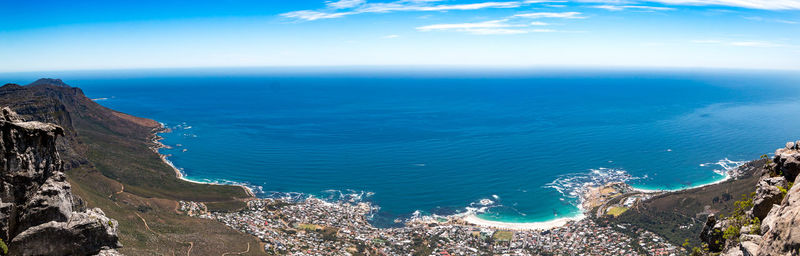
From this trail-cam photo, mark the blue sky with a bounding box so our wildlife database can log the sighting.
[1,0,799,72]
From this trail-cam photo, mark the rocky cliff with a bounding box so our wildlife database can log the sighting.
[701,141,800,256]
[0,79,261,255]
[0,107,121,255]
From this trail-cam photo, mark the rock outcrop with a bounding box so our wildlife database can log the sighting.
[757,181,800,255]
[755,142,800,256]
[700,214,726,252]
[0,107,121,255]
[703,141,800,256]
[750,177,787,220]
[773,142,800,182]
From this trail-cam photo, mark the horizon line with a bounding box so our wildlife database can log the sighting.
[3,64,800,75]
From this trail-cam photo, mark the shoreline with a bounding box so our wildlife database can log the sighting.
[631,172,730,193]
[460,161,745,231]
[148,120,747,231]
[150,123,256,198]
[462,212,586,231]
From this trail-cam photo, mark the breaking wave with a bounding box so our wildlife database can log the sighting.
[544,168,640,207]
[701,158,747,176]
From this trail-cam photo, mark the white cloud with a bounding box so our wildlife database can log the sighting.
[282,1,525,21]
[417,18,563,34]
[589,0,800,10]
[464,28,531,34]
[383,34,401,38]
[417,19,521,31]
[327,0,366,9]
[514,12,585,18]
[281,10,355,21]
[283,10,355,21]
[530,21,550,25]
[593,5,675,11]
[657,0,800,10]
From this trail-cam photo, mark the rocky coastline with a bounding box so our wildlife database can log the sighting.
[700,140,800,256]
[149,123,256,198]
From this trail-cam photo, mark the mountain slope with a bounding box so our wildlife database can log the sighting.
[0,79,265,255]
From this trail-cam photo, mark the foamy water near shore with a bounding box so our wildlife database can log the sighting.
[461,159,746,231]
[153,121,748,231]
[151,123,256,197]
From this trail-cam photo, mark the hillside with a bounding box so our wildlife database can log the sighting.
[604,160,764,248]
[0,79,266,255]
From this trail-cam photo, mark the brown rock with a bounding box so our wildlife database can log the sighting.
[751,177,787,221]
[757,174,800,256]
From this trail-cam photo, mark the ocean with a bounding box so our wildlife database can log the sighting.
[4,68,800,227]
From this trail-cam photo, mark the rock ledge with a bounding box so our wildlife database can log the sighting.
[1,107,121,255]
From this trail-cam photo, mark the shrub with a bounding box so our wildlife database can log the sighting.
[0,238,7,255]
[721,193,757,243]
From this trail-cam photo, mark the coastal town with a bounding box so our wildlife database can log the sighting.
[179,195,686,255]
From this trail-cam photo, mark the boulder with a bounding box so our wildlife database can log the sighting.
[751,176,788,220]
[0,107,120,255]
[10,209,120,255]
[738,234,761,256]
[773,146,800,182]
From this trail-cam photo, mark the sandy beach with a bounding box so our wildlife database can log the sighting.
[460,159,746,231]
[462,213,586,231]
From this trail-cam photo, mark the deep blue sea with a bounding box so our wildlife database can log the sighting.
[4,68,800,227]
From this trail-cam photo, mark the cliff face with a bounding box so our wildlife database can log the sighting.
[701,141,800,256]
[756,143,800,255]
[0,107,121,255]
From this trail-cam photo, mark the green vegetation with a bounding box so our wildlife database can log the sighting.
[0,238,7,255]
[609,159,764,249]
[779,182,794,198]
[493,230,514,242]
[297,223,321,231]
[683,239,710,256]
[606,206,629,217]
[710,191,762,252]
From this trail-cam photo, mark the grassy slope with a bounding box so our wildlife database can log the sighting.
[606,159,765,248]
[68,167,265,255]
[1,82,266,255]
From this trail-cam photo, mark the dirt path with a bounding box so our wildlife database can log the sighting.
[187,241,194,256]
[221,243,250,256]
[135,212,155,233]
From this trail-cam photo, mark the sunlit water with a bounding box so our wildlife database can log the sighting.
[5,69,799,227]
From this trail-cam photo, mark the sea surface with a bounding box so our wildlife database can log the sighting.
[4,68,800,227]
